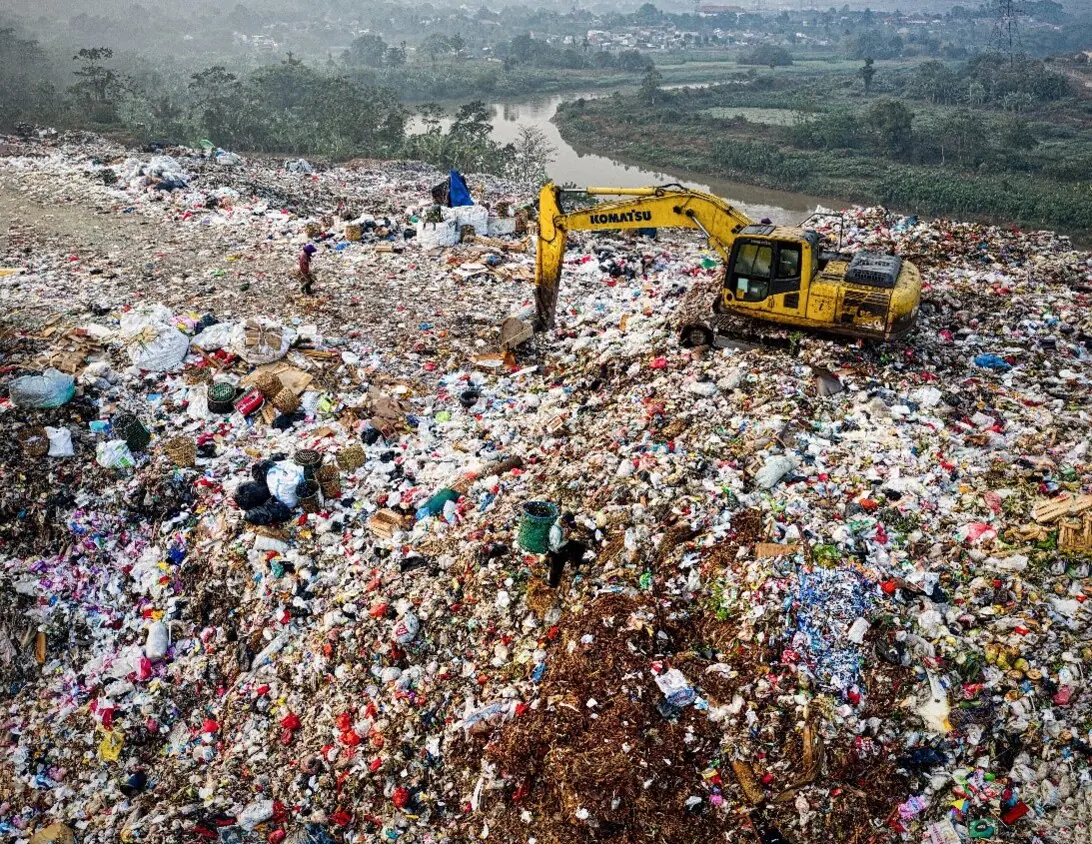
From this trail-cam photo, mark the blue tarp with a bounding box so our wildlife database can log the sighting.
[449,169,473,207]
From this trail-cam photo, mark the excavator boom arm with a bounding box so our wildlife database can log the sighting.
[534,183,754,331]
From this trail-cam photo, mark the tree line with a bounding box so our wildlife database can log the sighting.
[0,32,553,183]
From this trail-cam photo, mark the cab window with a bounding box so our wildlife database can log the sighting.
[771,242,804,297]
[732,241,773,302]
[777,245,801,279]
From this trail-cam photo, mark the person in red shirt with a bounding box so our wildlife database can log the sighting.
[298,243,317,295]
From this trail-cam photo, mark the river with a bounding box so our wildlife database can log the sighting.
[410,91,833,226]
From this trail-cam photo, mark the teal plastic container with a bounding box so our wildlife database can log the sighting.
[519,501,559,553]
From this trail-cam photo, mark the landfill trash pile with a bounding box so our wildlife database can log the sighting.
[3,134,1092,844]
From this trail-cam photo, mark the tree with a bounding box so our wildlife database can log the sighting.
[448,33,466,57]
[617,49,652,72]
[634,2,663,24]
[0,28,57,130]
[866,99,913,157]
[639,66,664,105]
[346,33,389,69]
[189,65,242,142]
[71,47,123,123]
[450,100,493,147]
[906,60,957,104]
[385,42,407,68]
[1001,91,1035,113]
[859,56,875,93]
[1000,119,1037,152]
[421,33,450,65]
[739,45,793,68]
[850,30,902,60]
[506,125,556,185]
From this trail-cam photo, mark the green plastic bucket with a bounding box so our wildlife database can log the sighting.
[519,501,559,553]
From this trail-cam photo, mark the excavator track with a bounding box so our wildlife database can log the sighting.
[710,314,797,350]
[679,313,796,351]
[675,275,797,351]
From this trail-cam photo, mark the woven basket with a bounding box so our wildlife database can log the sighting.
[20,426,49,458]
[304,222,322,238]
[336,444,365,471]
[252,371,283,400]
[297,479,322,514]
[271,388,300,414]
[164,437,197,468]
[112,412,151,452]
[344,224,362,242]
[293,448,322,472]
[317,463,341,499]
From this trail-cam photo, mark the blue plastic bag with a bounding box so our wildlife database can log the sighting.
[974,354,1011,371]
[449,169,473,207]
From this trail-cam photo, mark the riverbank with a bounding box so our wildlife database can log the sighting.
[552,81,1092,238]
[394,58,750,104]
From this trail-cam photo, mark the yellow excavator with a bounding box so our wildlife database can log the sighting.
[504,182,921,349]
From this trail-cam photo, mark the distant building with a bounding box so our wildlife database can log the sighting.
[698,4,744,14]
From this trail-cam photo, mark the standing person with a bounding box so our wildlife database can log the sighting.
[298,243,317,295]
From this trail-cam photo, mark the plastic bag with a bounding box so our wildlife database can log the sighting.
[488,216,517,237]
[441,204,489,234]
[754,455,797,489]
[97,440,135,470]
[45,426,74,457]
[9,368,75,408]
[148,155,187,182]
[654,668,695,707]
[215,150,242,167]
[416,220,458,249]
[119,305,189,371]
[392,611,420,644]
[974,354,1011,371]
[191,322,235,351]
[267,461,304,507]
[285,158,314,174]
[239,800,274,830]
[145,621,169,661]
[99,729,124,762]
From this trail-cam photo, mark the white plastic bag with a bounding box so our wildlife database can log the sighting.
[119,305,189,372]
[45,426,74,457]
[191,322,235,351]
[488,216,517,237]
[97,439,135,470]
[148,154,187,182]
[416,220,458,249]
[238,800,274,830]
[186,386,211,420]
[442,205,489,233]
[145,621,169,661]
[9,368,75,408]
[267,461,304,507]
[754,455,797,489]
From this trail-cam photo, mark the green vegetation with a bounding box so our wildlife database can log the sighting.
[555,55,1092,234]
[738,45,793,69]
[0,33,552,183]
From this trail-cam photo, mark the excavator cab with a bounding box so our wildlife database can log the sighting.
[719,227,820,315]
